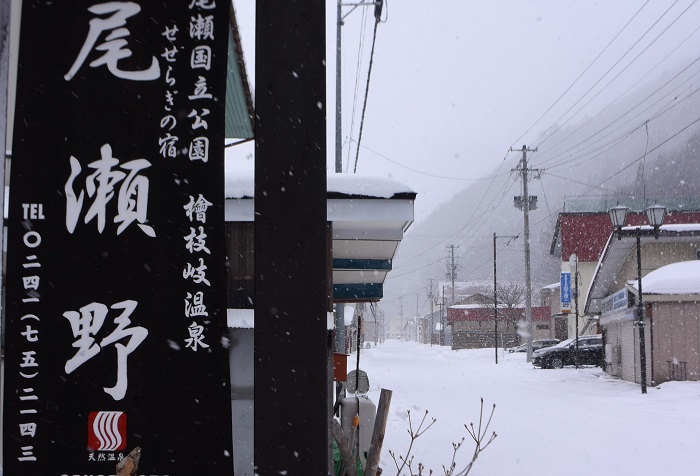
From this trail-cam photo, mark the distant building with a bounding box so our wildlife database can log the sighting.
[447,301,551,350]
[586,224,700,385]
[550,198,700,340]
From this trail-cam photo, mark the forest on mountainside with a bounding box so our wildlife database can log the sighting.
[385,63,700,316]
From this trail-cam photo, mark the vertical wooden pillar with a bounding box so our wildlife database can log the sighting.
[255,1,329,473]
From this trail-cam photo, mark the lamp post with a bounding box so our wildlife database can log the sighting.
[493,233,519,364]
[608,204,667,394]
[569,254,579,369]
[436,297,444,346]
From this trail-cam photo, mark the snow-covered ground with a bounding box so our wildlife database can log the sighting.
[358,340,700,476]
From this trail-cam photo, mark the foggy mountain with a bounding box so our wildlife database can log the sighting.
[384,60,700,316]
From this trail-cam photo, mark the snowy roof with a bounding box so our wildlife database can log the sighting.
[654,224,700,233]
[618,224,700,233]
[225,170,415,199]
[629,260,700,295]
[586,225,700,313]
[224,171,416,304]
[451,304,487,310]
[450,303,509,309]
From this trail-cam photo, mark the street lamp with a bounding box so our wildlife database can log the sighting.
[646,204,667,237]
[569,254,579,369]
[493,233,519,364]
[608,205,629,234]
[608,204,667,394]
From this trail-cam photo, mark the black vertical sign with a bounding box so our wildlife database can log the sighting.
[255,0,329,473]
[2,1,233,474]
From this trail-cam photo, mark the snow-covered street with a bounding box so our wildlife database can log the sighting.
[359,340,700,476]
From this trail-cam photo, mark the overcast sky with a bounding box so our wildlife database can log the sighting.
[228,0,700,221]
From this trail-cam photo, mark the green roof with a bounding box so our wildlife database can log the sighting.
[225,9,254,140]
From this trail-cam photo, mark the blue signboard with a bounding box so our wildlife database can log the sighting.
[560,271,572,313]
[601,288,632,315]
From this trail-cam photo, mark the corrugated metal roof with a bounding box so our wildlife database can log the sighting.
[225,8,254,139]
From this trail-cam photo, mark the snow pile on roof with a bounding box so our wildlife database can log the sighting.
[637,260,700,295]
[327,173,413,197]
[224,170,414,199]
[660,224,700,232]
[450,304,485,310]
[621,223,700,233]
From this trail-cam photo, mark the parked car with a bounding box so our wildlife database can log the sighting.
[532,335,603,369]
[508,339,560,353]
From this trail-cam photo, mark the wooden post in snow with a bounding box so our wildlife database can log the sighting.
[365,388,393,476]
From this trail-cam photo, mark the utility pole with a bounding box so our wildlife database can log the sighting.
[493,233,498,364]
[511,145,540,362]
[333,0,383,357]
[494,233,519,364]
[335,0,342,173]
[427,278,434,346]
[446,245,459,304]
[335,0,384,173]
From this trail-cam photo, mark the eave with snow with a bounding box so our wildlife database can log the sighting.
[225,171,415,304]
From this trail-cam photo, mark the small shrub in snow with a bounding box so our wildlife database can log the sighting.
[389,399,497,476]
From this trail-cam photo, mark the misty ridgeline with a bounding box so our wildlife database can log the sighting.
[389,61,700,315]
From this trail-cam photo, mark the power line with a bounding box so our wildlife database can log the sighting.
[404,174,520,261]
[353,140,510,181]
[511,0,651,148]
[532,23,700,167]
[344,4,370,173]
[529,111,700,231]
[536,0,697,150]
[353,17,381,173]
[543,78,700,173]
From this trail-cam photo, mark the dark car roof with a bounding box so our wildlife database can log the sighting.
[535,335,601,354]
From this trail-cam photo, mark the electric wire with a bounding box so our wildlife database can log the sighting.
[532,22,700,167]
[530,0,681,149]
[535,0,697,151]
[443,152,524,246]
[390,174,519,265]
[345,6,370,172]
[388,2,700,312]
[389,174,518,263]
[510,0,651,148]
[387,108,700,298]
[353,16,380,173]
[540,79,700,172]
[544,79,700,173]
[353,140,511,181]
[530,111,700,232]
[539,178,552,216]
[642,121,649,201]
